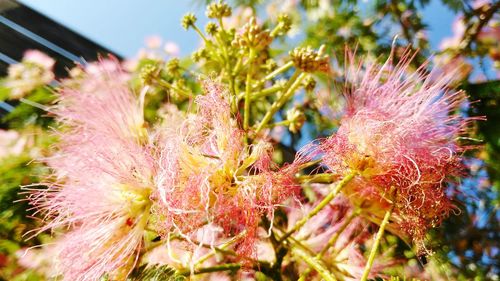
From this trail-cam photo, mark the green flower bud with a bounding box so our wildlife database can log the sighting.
[166,58,181,77]
[275,14,292,36]
[303,76,317,92]
[139,64,160,85]
[289,46,329,73]
[286,107,306,133]
[232,17,272,51]
[191,48,208,62]
[205,22,219,36]
[181,13,197,30]
[264,59,278,71]
[206,1,232,19]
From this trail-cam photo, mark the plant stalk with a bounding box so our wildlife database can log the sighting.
[360,204,394,281]
[278,172,356,243]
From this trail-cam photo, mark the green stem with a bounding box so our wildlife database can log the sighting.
[192,25,208,43]
[232,56,243,76]
[194,230,246,267]
[360,204,394,281]
[270,24,282,38]
[244,48,256,134]
[255,71,305,134]
[178,263,241,276]
[254,61,294,88]
[278,172,356,243]
[238,83,284,100]
[297,159,322,171]
[297,173,340,184]
[319,209,359,258]
[298,209,360,279]
[292,248,336,281]
[156,79,192,98]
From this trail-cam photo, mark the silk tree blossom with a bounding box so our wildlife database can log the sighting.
[318,49,472,254]
[27,61,154,281]
[4,50,55,99]
[152,81,305,259]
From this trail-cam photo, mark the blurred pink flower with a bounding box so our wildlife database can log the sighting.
[5,50,55,99]
[146,35,163,49]
[0,130,27,159]
[164,41,180,56]
[28,61,153,280]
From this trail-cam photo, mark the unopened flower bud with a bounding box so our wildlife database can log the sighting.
[181,13,197,30]
[166,58,181,77]
[290,46,329,73]
[206,1,232,19]
[171,79,188,101]
[303,76,317,92]
[232,17,272,51]
[275,14,292,36]
[264,59,278,71]
[139,64,160,85]
[205,22,219,36]
[286,107,306,133]
[192,48,208,62]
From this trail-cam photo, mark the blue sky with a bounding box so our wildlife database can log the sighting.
[19,0,456,58]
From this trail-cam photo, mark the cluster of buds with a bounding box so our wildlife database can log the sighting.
[286,107,306,133]
[303,75,317,92]
[232,17,272,51]
[181,13,197,30]
[206,1,232,19]
[5,50,55,99]
[271,13,293,37]
[139,63,160,85]
[290,46,329,73]
[166,58,181,77]
[205,22,219,36]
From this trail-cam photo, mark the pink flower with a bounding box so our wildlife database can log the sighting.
[5,50,55,99]
[28,61,154,280]
[153,81,305,259]
[0,130,27,159]
[164,41,180,57]
[23,50,56,70]
[318,49,471,254]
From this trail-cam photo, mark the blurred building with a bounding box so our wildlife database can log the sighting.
[0,0,120,76]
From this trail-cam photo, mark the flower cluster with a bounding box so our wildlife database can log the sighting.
[11,2,481,280]
[27,60,154,280]
[4,50,55,99]
[318,50,470,253]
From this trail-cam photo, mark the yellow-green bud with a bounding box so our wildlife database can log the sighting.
[303,76,317,92]
[166,58,181,77]
[286,107,306,133]
[264,59,278,71]
[275,14,292,36]
[191,48,208,62]
[181,13,197,30]
[205,22,219,36]
[206,1,232,19]
[139,64,160,85]
[289,46,329,73]
[232,17,272,51]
